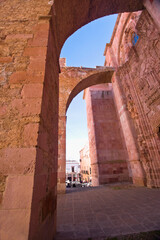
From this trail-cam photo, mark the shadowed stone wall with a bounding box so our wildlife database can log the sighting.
[0,1,58,239]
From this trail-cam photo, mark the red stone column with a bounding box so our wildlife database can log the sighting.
[84,84,130,186]
[57,116,67,193]
[112,74,146,186]
[84,88,100,186]
[143,0,160,30]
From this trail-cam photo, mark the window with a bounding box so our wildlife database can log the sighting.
[132,32,139,46]
[72,166,74,172]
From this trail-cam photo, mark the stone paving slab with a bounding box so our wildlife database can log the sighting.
[55,185,160,240]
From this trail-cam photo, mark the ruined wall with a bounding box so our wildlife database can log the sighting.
[84,84,130,186]
[105,10,160,187]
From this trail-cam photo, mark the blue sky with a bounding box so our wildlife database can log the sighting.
[60,14,118,160]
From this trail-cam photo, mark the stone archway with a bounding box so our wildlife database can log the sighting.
[58,66,114,193]
[0,0,159,239]
[53,0,144,53]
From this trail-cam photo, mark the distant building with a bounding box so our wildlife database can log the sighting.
[66,160,81,182]
[79,143,91,183]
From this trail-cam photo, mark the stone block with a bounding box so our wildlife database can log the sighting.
[0,105,7,116]
[28,57,46,72]
[26,73,44,83]
[23,123,39,146]
[28,23,49,47]
[2,175,34,209]
[9,71,27,84]
[6,34,33,40]
[0,209,30,240]
[11,98,42,116]
[23,47,47,57]
[0,57,12,63]
[0,75,5,84]
[21,83,43,98]
[0,148,36,175]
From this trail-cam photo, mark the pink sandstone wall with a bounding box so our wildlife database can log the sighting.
[105,9,160,187]
[84,87,99,185]
[84,84,130,186]
[104,11,142,67]
[112,74,146,186]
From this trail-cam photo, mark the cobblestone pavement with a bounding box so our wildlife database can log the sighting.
[55,185,160,240]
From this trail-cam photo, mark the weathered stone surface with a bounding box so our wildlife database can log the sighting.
[21,84,43,98]
[0,148,36,175]
[2,175,34,209]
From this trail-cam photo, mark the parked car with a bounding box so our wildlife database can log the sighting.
[75,181,82,187]
[66,180,71,188]
[66,180,82,188]
[71,181,82,187]
[82,182,92,187]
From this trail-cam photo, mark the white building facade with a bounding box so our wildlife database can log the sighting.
[66,160,81,182]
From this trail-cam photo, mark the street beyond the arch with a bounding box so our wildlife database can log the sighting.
[56,185,160,240]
